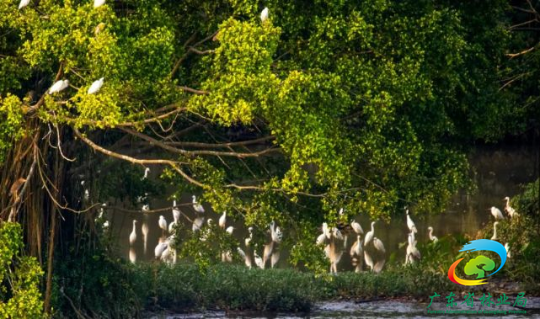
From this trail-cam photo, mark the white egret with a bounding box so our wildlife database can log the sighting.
[19,0,30,9]
[505,242,511,258]
[48,79,69,94]
[237,247,246,259]
[351,220,363,235]
[84,189,90,201]
[193,217,204,232]
[316,232,327,245]
[270,222,283,244]
[491,206,504,220]
[141,167,150,180]
[129,220,137,245]
[158,215,167,233]
[103,220,110,230]
[192,195,205,214]
[226,226,235,235]
[219,211,226,229]
[504,197,518,218]
[172,200,181,222]
[406,209,417,233]
[364,250,374,271]
[322,222,331,239]
[364,221,376,247]
[142,204,150,212]
[244,237,253,269]
[154,239,168,259]
[373,237,386,254]
[260,7,269,23]
[254,248,264,269]
[406,233,421,264]
[331,227,344,241]
[491,221,499,241]
[87,77,104,94]
[428,226,438,243]
[94,0,105,8]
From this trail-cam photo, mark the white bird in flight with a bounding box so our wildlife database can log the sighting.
[88,77,104,94]
[260,7,269,23]
[48,79,69,94]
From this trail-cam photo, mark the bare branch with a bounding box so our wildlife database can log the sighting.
[178,86,209,95]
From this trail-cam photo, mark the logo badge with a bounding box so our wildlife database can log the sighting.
[448,239,507,286]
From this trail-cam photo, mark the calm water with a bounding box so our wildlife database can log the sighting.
[107,145,538,270]
[147,298,540,318]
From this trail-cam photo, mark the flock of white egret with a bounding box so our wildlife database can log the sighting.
[96,163,520,273]
[489,196,519,258]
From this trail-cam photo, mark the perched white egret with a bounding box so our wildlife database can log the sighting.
[505,242,511,258]
[504,197,518,218]
[364,250,374,271]
[260,7,269,23]
[141,221,149,254]
[364,221,376,247]
[48,79,69,94]
[219,211,226,229]
[244,237,253,269]
[406,233,421,264]
[316,232,327,245]
[19,0,31,9]
[428,226,438,243]
[193,217,204,232]
[94,0,105,8]
[158,216,167,233]
[192,195,205,214]
[226,226,235,235]
[87,77,104,94]
[142,204,150,212]
[491,206,504,220]
[331,227,344,241]
[491,221,499,241]
[351,220,363,235]
[322,222,331,239]
[373,237,386,254]
[154,238,168,259]
[141,167,150,180]
[254,248,264,269]
[270,222,283,244]
[406,209,417,233]
[129,220,137,245]
[103,220,110,230]
[172,200,181,222]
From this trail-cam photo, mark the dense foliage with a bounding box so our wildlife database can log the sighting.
[0,222,44,318]
[0,0,539,317]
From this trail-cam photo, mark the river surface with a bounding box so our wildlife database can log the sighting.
[107,145,538,270]
[146,298,540,318]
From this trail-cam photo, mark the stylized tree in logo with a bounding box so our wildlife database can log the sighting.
[464,256,496,279]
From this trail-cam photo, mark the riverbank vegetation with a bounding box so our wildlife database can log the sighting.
[0,0,539,317]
